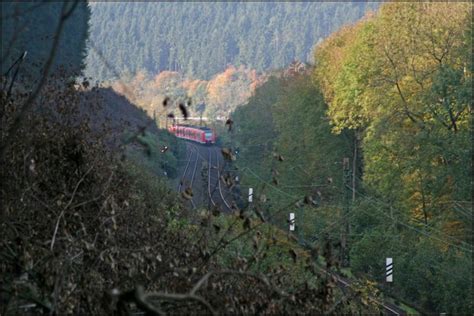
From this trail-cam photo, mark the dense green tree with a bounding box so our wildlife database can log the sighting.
[226,2,472,314]
[231,72,353,246]
[313,2,472,314]
[85,2,378,81]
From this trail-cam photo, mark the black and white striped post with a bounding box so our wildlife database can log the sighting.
[248,188,253,203]
[386,257,393,282]
[289,213,295,232]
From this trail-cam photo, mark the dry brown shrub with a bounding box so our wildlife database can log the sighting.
[0,71,377,315]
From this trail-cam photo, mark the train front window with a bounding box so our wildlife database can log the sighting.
[205,132,213,140]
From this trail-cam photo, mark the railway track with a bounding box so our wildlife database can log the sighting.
[318,266,405,315]
[215,149,232,211]
[207,147,215,207]
[178,142,233,212]
[177,142,405,315]
[207,146,232,211]
[178,143,199,209]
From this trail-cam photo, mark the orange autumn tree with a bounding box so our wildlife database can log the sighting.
[206,65,265,117]
[109,65,265,119]
[182,79,208,108]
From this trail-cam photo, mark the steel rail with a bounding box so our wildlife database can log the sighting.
[178,143,198,208]
[214,148,232,211]
[188,144,200,209]
[177,143,194,192]
[207,147,217,207]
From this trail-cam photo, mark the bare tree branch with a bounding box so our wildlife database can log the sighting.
[0,0,80,162]
[146,291,216,316]
[115,285,216,316]
[190,269,287,297]
[50,164,94,251]
[1,21,29,66]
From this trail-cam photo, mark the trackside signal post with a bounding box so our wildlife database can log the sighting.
[247,188,253,214]
[386,257,393,282]
[289,213,295,231]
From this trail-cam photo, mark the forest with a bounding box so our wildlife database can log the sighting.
[85,2,379,80]
[229,2,472,314]
[1,2,380,314]
[1,1,472,315]
[85,2,379,119]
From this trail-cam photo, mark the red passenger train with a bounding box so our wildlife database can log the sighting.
[169,124,216,144]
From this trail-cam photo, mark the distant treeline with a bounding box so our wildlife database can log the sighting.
[85,2,379,80]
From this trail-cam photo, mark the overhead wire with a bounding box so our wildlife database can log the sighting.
[89,27,474,266]
[238,161,473,284]
[346,175,473,251]
[348,186,473,253]
[233,147,473,254]
[221,127,474,296]
[353,173,473,220]
[234,163,473,293]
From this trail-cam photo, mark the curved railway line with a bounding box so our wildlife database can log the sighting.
[178,143,199,209]
[178,142,233,212]
[215,149,232,211]
[178,142,234,212]
[177,141,405,315]
[206,147,215,208]
[207,147,232,211]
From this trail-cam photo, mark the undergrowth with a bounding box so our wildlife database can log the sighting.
[0,75,378,314]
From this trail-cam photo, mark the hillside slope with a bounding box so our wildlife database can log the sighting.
[85,2,379,80]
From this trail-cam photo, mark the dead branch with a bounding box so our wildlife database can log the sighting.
[0,1,80,162]
[115,285,215,316]
[190,269,287,298]
[146,291,216,316]
[50,164,94,251]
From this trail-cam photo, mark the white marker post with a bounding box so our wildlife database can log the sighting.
[248,188,253,203]
[289,213,295,231]
[386,257,393,282]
